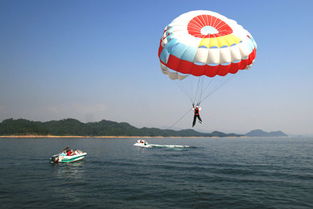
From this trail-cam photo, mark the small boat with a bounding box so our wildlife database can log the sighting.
[50,149,87,163]
[133,139,150,147]
[134,139,190,149]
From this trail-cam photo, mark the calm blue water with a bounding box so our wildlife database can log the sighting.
[0,137,313,209]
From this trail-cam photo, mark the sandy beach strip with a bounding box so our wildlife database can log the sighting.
[0,135,236,139]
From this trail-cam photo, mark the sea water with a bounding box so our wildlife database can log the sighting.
[0,137,312,209]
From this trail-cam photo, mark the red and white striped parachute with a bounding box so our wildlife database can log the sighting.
[158,10,257,80]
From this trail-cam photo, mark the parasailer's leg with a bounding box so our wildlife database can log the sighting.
[192,115,197,127]
[197,115,202,124]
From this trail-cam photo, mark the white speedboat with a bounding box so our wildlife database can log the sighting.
[133,139,151,148]
[50,149,87,163]
[134,139,190,149]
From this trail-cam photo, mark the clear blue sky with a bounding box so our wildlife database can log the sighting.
[0,0,312,135]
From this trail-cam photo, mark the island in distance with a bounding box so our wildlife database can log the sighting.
[246,129,288,137]
[0,118,288,137]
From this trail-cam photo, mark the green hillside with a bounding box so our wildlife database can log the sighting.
[0,118,241,137]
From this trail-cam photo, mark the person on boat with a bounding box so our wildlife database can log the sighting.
[138,139,147,145]
[192,104,202,127]
[66,148,74,156]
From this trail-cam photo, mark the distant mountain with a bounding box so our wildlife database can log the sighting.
[245,129,288,137]
[0,118,242,137]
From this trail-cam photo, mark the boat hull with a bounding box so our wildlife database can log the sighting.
[133,143,151,148]
[50,152,87,163]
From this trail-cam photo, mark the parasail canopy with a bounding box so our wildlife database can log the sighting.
[158,10,257,79]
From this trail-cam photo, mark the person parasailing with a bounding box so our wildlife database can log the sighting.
[192,104,202,127]
[158,10,257,128]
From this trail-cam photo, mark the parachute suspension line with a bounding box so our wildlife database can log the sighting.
[197,77,204,105]
[167,107,192,129]
[192,76,214,106]
[201,78,214,103]
[200,75,234,104]
[175,80,194,105]
[193,77,202,106]
[199,74,235,104]
[198,76,213,105]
